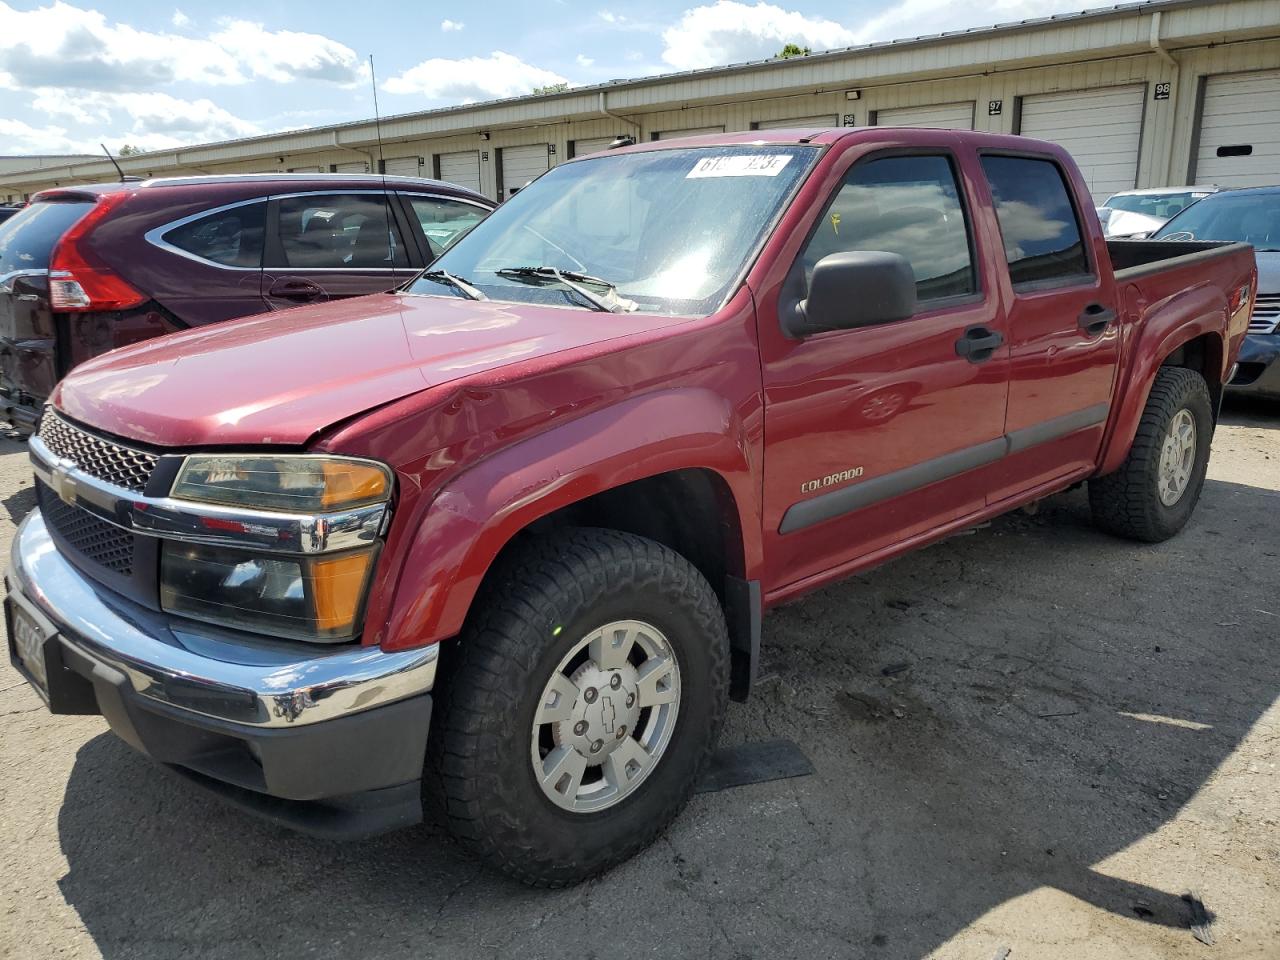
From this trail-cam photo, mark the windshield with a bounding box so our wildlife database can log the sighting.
[1105,191,1207,219]
[407,145,817,316]
[1153,192,1280,251]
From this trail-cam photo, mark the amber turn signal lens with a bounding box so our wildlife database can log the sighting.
[321,461,390,510]
[311,552,375,633]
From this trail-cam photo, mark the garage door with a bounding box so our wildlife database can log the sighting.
[755,114,839,130]
[655,126,725,140]
[287,166,321,173]
[572,136,621,158]
[1018,85,1144,202]
[500,144,550,198]
[383,156,422,178]
[874,102,974,129]
[438,151,481,194]
[333,161,369,174]
[1193,69,1280,188]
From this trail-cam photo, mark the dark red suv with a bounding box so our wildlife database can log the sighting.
[0,173,494,429]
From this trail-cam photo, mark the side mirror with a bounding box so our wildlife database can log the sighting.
[785,251,917,338]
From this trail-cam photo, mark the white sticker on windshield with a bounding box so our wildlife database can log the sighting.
[686,154,793,179]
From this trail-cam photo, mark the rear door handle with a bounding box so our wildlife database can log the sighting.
[954,325,1004,363]
[1078,303,1116,337]
[268,277,326,303]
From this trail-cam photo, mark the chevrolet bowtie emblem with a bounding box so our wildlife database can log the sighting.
[50,460,78,506]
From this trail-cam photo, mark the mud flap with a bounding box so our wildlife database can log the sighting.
[725,575,761,702]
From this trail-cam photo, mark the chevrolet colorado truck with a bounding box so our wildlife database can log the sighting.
[5,129,1256,887]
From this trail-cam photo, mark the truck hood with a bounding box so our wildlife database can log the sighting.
[54,293,687,447]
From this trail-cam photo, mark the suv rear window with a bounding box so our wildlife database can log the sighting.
[0,200,92,273]
[162,202,266,268]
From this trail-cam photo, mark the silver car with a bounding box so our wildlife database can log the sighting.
[1100,185,1220,238]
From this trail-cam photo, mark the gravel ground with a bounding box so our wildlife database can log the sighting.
[1,398,1277,960]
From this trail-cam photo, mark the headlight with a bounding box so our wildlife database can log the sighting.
[160,542,377,642]
[171,454,391,513]
[162,453,393,641]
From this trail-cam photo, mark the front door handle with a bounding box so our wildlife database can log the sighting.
[1078,303,1116,337]
[955,325,1004,363]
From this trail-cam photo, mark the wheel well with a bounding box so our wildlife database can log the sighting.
[1161,333,1224,415]
[479,469,759,700]
[518,468,746,597]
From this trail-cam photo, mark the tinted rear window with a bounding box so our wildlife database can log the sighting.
[0,200,92,273]
[162,202,266,267]
[980,156,1092,288]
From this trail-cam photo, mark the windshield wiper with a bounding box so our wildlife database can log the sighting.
[494,266,637,313]
[419,269,488,301]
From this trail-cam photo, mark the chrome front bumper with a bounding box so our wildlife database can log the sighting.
[7,510,437,729]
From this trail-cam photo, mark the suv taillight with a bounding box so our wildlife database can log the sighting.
[48,192,146,312]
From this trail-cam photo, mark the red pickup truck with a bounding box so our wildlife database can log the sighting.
[5,129,1256,886]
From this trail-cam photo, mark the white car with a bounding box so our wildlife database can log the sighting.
[1099,186,1220,238]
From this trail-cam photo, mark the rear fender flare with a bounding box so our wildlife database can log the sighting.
[379,388,760,650]
[1099,285,1226,476]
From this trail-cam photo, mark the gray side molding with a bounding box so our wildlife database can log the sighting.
[780,438,1007,534]
[780,403,1111,534]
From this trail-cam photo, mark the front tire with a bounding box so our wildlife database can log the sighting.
[427,528,729,886]
[1088,366,1213,542]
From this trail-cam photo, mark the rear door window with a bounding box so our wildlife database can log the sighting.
[161,202,265,267]
[980,155,1092,288]
[404,195,486,256]
[0,200,92,273]
[269,194,410,270]
[801,154,977,302]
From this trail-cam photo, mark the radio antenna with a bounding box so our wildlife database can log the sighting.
[368,54,398,284]
[368,54,388,175]
[100,143,126,182]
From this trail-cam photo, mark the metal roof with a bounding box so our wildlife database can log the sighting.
[151,0,1231,145]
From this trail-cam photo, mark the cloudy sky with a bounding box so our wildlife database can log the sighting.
[0,0,1113,156]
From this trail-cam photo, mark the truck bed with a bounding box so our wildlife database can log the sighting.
[1107,239,1250,280]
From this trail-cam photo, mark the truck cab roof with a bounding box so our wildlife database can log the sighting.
[590,126,1077,162]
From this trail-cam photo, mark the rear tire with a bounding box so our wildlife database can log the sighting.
[1088,366,1213,542]
[426,528,729,887]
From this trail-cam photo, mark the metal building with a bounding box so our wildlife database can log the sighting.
[1,0,1277,204]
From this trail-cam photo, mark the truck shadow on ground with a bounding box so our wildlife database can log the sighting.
[1220,393,1280,426]
[52,473,1278,959]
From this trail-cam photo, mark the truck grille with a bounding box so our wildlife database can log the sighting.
[1249,294,1280,334]
[37,409,159,493]
[36,480,135,576]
